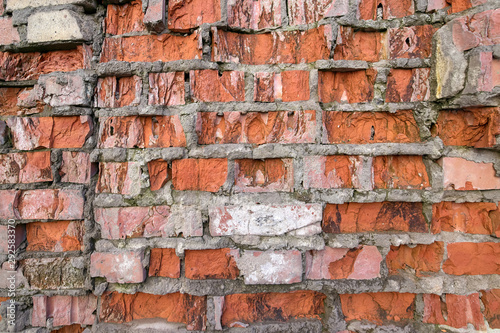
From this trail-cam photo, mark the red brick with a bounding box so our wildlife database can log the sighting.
[443,242,500,275]
[148,72,185,106]
[0,45,91,81]
[334,27,385,62]
[340,292,415,324]
[254,72,277,102]
[281,70,310,101]
[234,158,293,192]
[60,151,93,184]
[96,162,141,195]
[288,0,348,25]
[148,248,180,278]
[427,0,448,11]
[449,0,488,13]
[168,0,220,31]
[221,291,325,328]
[0,87,44,116]
[96,76,142,108]
[440,157,500,190]
[318,70,376,103]
[100,292,207,330]
[306,246,382,280]
[432,201,500,236]
[0,17,19,45]
[386,242,444,277]
[99,116,186,148]
[423,294,485,329]
[16,189,84,220]
[388,25,435,59]
[432,107,500,148]
[303,155,363,189]
[6,116,92,150]
[100,33,202,63]
[0,151,52,184]
[148,160,171,191]
[105,0,146,35]
[172,158,227,192]
[32,295,96,327]
[482,289,500,328]
[452,9,500,51]
[357,0,414,20]
[52,325,85,333]
[227,0,281,29]
[90,251,145,283]
[372,155,430,190]
[212,25,332,64]
[0,190,19,219]
[185,248,240,280]
[0,224,26,254]
[386,68,430,102]
[26,221,83,252]
[190,70,245,102]
[323,110,420,144]
[323,202,427,233]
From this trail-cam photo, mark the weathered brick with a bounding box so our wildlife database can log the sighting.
[234,158,293,192]
[443,242,500,275]
[100,33,202,62]
[60,151,93,184]
[0,224,26,254]
[254,72,277,102]
[323,202,427,233]
[432,107,500,148]
[423,294,485,329]
[210,204,322,236]
[0,87,44,116]
[32,295,96,327]
[303,155,363,189]
[52,325,85,333]
[143,0,165,32]
[432,201,500,236]
[185,248,240,280]
[323,110,420,144]
[440,157,500,190]
[172,158,227,192]
[99,116,186,148]
[426,0,447,11]
[388,25,435,59]
[7,0,95,11]
[0,190,19,219]
[318,70,376,103]
[22,257,85,289]
[148,72,185,106]
[227,0,281,29]
[385,68,430,102]
[482,289,500,328]
[100,292,207,330]
[105,0,146,35]
[212,25,332,64]
[40,72,93,107]
[0,17,19,45]
[221,291,325,328]
[449,0,487,13]
[148,160,171,191]
[190,70,245,102]
[372,155,430,190]
[452,8,499,51]
[465,52,500,93]
[306,246,382,280]
[96,162,141,195]
[288,0,348,25]
[357,0,414,20]
[7,116,92,150]
[96,76,142,108]
[0,45,91,81]
[197,111,316,144]
[90,251,145,283]
[0,151,52,184]
[281,70,310,101]
[386,242,444,277]
[168,0,220,31]
[26,221,83,252]
[334,27,385,62]
[27,10,93,43]
[340,292,415,324]
[16,189,84,220]
[238,250,302,284]
[148,248,180,278]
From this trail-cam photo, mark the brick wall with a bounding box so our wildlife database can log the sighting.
[0,0,500,331]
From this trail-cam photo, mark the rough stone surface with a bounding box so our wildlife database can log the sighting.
[27,10,91,43]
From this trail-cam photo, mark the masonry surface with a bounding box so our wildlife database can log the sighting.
[0,0,500,332]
